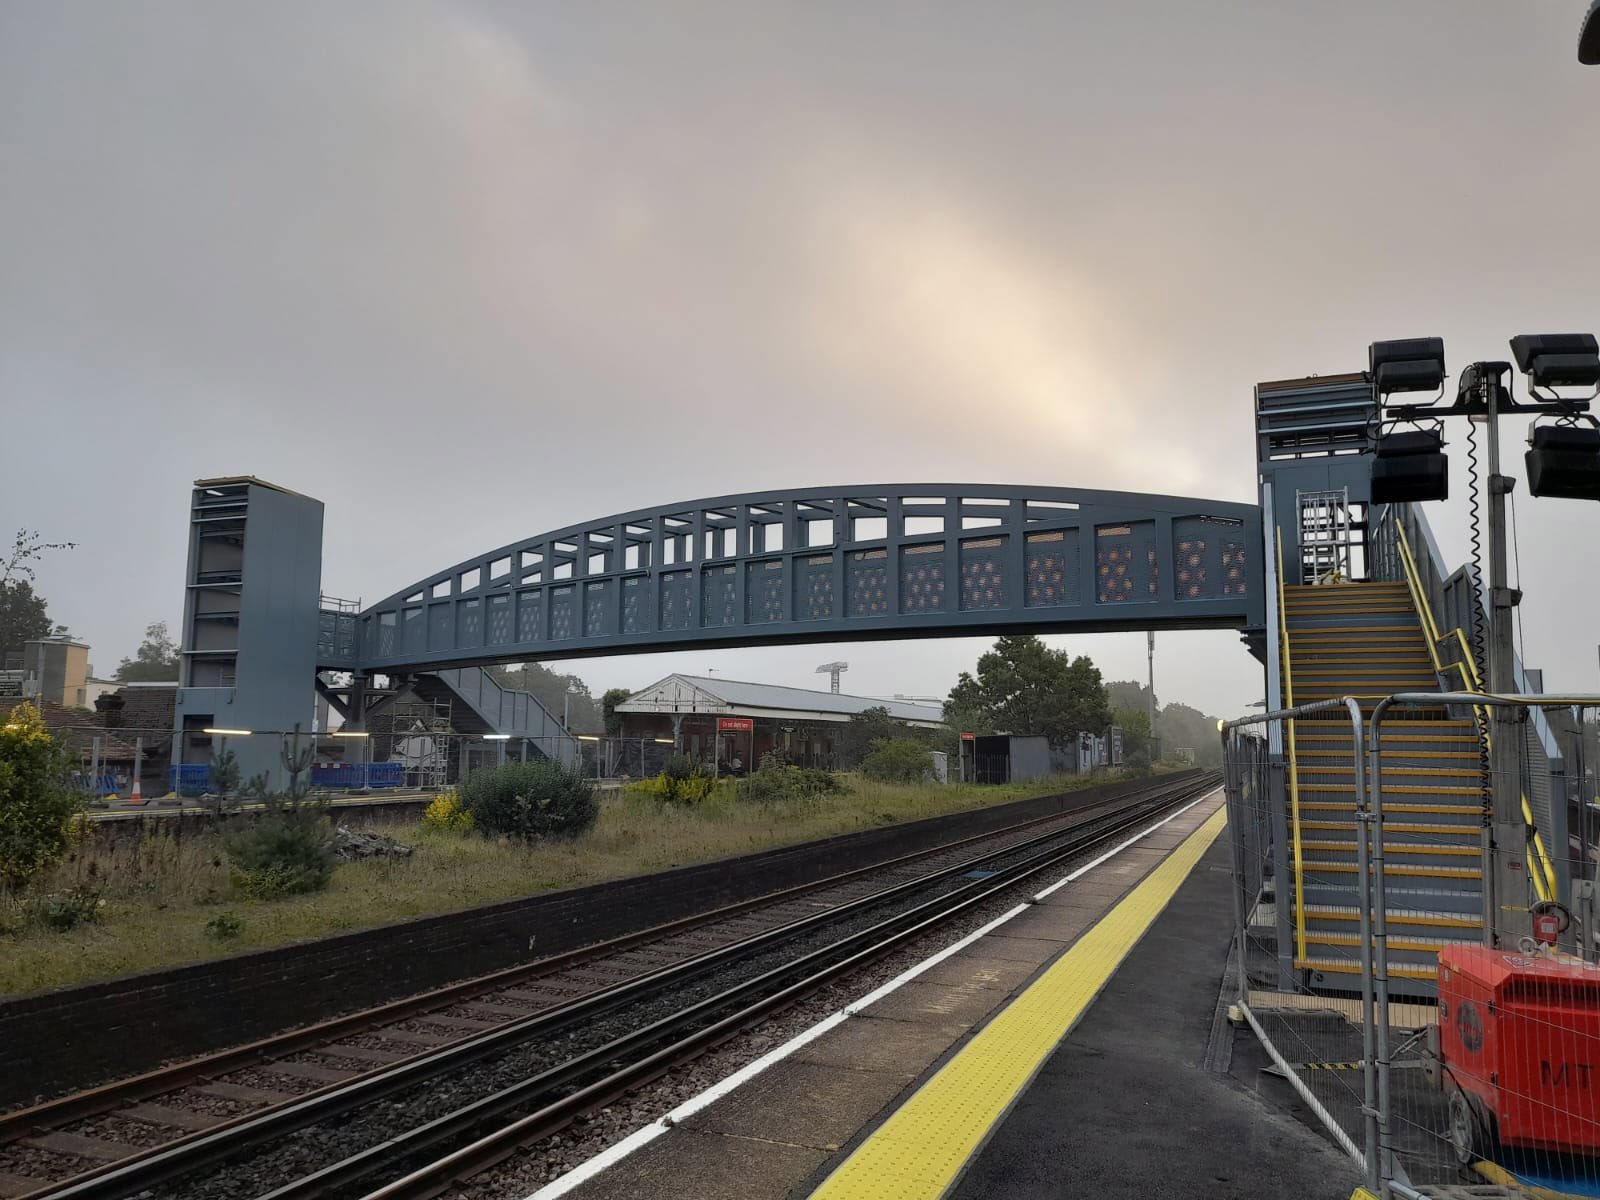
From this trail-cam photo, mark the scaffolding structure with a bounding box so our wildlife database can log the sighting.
[369,696,454,790]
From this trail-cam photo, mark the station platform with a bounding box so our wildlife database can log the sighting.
[541,789,1361,1200]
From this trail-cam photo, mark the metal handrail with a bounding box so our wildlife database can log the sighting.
[1223,695,1375,1191]
[1389,516,1556,901]
[1275,526,1308,964]
[1366,691,1600,1191]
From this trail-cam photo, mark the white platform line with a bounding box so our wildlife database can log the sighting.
[526,787,1219,1199]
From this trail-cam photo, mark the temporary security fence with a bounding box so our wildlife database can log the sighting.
[1224,690,1600,1200]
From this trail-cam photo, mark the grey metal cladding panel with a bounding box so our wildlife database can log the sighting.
[659,570,693,631]
[584,579,613,638]
[517,590,543,642]
[486,593,513,644]
[702,565,738,628]
[457,597,482,648]
[352,485,1263,669]
[428,603,452,650]
[746,559,785,623]
[403,606,425,652]
[796,554,835,620]
[621,575,650,634]
[899,543,946,614]
[549,586,577,640]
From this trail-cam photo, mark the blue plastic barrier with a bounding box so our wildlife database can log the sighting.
[168,763,212,797]
[308,762,406,790]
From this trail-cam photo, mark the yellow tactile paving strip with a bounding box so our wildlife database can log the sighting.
[806,804,1228,1200]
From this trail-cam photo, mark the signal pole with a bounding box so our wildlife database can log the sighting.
[1147,631,1160,764]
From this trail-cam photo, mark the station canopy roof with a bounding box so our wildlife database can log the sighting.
[615,674,945,727]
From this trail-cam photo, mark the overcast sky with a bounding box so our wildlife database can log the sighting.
[3,1,1597,720]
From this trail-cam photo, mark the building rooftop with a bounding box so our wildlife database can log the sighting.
[617,674,944,725]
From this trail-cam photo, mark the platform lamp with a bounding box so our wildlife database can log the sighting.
[1510,334,1600,500]
[1368,338,1450,504]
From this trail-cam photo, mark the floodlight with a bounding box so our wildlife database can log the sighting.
[1509,334,1600,391]
[1582,0,1600,64]
[1369,337,1446,397]
[1371,423,1448,503]
[1526,416,1600,501]
[1455,361,1512,415]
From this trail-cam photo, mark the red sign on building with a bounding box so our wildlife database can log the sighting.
[717,716,755,732]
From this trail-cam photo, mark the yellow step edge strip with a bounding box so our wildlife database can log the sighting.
[1303,910,1479,929]
[1297,957,1437,979]
[805,806,1227,1200]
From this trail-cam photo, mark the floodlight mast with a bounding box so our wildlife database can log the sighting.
[1368,332,1600,949]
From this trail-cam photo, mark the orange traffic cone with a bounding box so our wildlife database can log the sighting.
[130,776,145,806]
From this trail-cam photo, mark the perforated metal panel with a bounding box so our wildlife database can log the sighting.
[702,564,738,627]
[1095,520,1157,604]
[1172,515,1252,602]
[486,593,513,644]
[798,554,835,621]
[428,602,451,649]
[516,590,543,642]
[900,543,946,613]
[746,559,786,623]
[659,570,693,631]
[457,597,482,647]
[1025,529,1078,607]
[621,575,649,634]
[583,579,612,637]
[960,536,1007,611]
[549,586,576,640]
[848,549,890,617]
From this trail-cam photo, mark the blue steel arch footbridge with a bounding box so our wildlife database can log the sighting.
[326,485,1265,674]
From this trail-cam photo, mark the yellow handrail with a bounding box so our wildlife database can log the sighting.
[1390,517,1556,902]
[1277,528,1308,964]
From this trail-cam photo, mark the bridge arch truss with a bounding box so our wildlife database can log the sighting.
[340,485,1264,673]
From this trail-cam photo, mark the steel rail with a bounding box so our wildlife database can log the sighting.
[0,778,1162,1141]
[282,776,1220,1200]
[23,773,1210,1200]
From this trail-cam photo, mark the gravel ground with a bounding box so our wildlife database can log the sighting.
[62,1112,177,1149]
[153,792,1199,1200]
[0,1141,100,1183]
[166,1088,255,1118]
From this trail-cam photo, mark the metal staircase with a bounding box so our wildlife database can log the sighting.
[1279,580,1485,989]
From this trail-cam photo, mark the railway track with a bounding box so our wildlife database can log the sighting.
[0,771,1216,1200]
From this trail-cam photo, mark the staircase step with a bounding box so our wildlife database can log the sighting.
[1301,783,1483,796]
[1302,801,1481,816]
[1301,821,1478,838]
[1298,766,1483,779]
[1301,903,1480,929]
[1302,861,1481,879]
[1296,749,1477,760]
[1305,931,1475,953]
[1301,840,1479,858]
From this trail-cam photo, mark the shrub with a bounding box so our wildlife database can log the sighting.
[457,761,598,840]
[860,737,935,784]
[0,703,82,890]
[656,755,716,806]
[422,790,473,832]
[31,884,104,931]
[223,803,335,898]
[205,911,243,939]
[737,759,845,804]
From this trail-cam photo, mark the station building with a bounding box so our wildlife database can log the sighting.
[613,674,944,769]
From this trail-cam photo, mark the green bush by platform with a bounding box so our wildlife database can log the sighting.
[457,761,599,840]
[860,737,935,784]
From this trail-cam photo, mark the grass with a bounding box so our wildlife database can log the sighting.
[0,769,1161,997]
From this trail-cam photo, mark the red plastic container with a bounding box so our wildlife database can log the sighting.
[1438,945,1600,1154]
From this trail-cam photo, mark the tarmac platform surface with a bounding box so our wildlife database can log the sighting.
[544,792,1362,1200]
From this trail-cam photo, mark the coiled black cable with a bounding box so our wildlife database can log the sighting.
[1464,419,1491,824]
